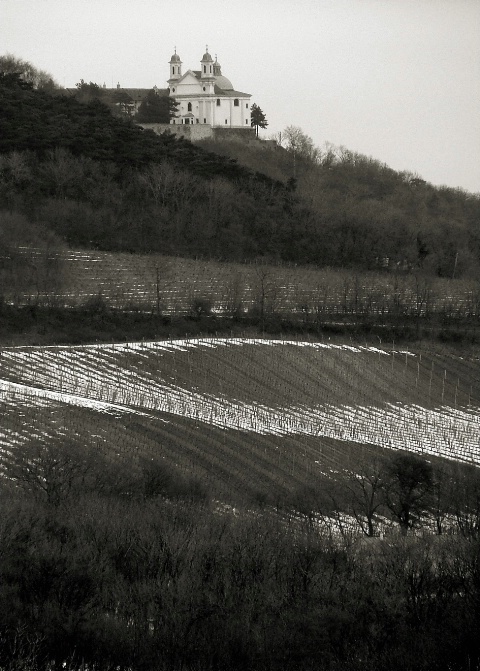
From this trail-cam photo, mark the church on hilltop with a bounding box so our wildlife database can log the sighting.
[168,47,251,128]
[65,47,254,140]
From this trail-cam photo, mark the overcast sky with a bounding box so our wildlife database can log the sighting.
[1,0,479,193]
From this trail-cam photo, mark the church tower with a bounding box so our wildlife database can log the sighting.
[168,49,182,81]
[213,56,222,76]
[200,47,214,79]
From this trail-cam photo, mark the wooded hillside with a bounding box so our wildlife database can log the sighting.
[1,70,479,276]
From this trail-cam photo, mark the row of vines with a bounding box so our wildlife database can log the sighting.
[3,248,480,319]
[1,340,479,498]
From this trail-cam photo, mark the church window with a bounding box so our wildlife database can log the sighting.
[203,65,206,73]
[234,99,239,106]
[246,103,249,108]
[210,66,212,73]
[204,118,206,123]
[172,66,175,74]
[225,119,228,124]
[188,102,192,111]
[172,88,175,92]
[196,118,199,123]
[203,86,206,91]
[216,99,221,106]
[245,119,248,124]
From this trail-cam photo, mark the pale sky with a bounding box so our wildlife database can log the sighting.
[1,0,479,193]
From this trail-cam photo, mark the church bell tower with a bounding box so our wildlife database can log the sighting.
[168,48,182,82]
[200,46,214,79]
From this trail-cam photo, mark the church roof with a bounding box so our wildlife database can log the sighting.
[64,87,169,102]
[213,85,251,98]
[192,71,233,90]
[214,75,234,91]
[122,88,168,99]
[116,89,148,101]
[190,70,247,94]
[170,53,181,62]
[201,51,213,62]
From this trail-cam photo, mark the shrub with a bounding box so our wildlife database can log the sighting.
[80,291,110,315]
[190,296,213,319]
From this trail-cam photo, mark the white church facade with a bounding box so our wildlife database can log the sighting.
[168,48,251,129]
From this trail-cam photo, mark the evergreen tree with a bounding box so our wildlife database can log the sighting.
[136,89,178,123]
[74,79,105,103]
[110,89,135,117]
[250,103,268,137]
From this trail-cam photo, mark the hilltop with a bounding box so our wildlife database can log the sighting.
[1,67,480,275]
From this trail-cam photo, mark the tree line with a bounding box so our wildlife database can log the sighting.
[200,128,480,278]
[291,451,480,538]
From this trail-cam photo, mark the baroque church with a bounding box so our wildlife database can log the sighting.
[66,47,252,135]
[168,47,251,128]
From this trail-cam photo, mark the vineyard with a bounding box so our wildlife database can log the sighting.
[6,247,480,318]
[1,337,479,502]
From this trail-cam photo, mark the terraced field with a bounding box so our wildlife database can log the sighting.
[1,337,479,501]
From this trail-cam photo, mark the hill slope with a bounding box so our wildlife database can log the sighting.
[1,337,479,504]
[1,70,480,273]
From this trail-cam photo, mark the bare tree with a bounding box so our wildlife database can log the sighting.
[451,464,480,538]
[411,273,433,338]
[430,463,457,535]
[138,162,197,212]
[1,440,106,507]
[251,263,280,329]
[0,53,58,91]
[224,272,245,319]
[383,453,433,535]
[282,126,320,172]
[340,458,387,537]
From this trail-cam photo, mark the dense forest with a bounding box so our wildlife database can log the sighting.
[1,65,479,277]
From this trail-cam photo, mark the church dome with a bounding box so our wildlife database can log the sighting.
[202,51,213,62]
[170,52,181,62]
[215,74,233,90]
